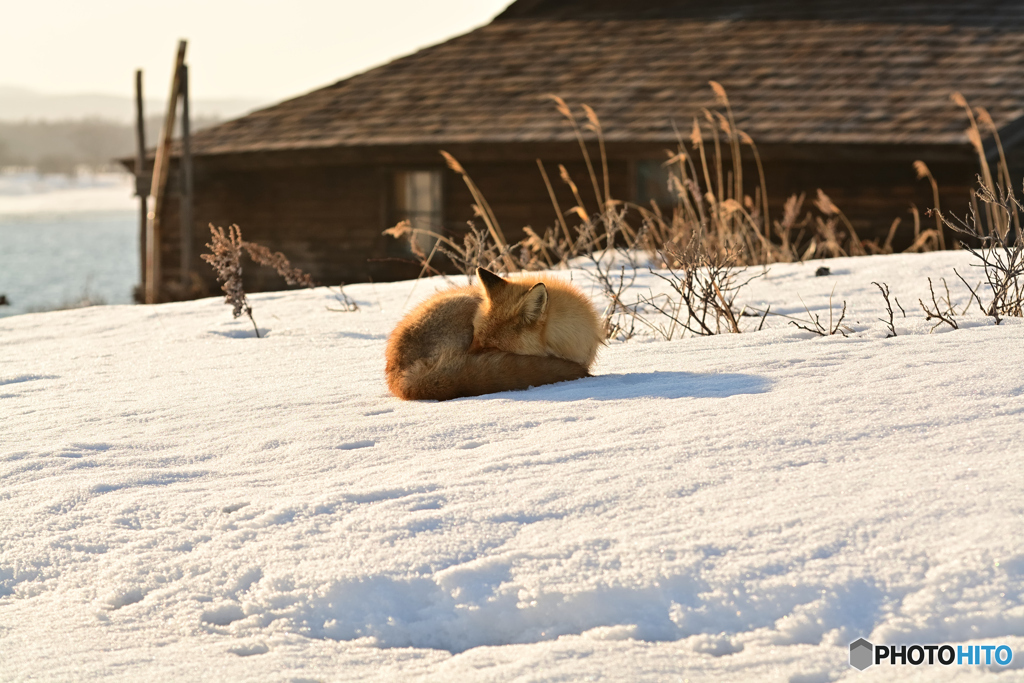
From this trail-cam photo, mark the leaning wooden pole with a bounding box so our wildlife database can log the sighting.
[134,69,148,300]
[145,39,187,304]
[179,64,194,293]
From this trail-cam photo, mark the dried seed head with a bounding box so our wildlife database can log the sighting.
[582,104,601,131]
[243,241,315,288]
[547,94,572,120]
[440,150,465,175]
[719,198,743,216]
[781,193,803,229]
[690,118,703,147]
[814,189,840,216]
[965,127,983,153]
[521,226,545,252]
[665,152,688,166]
[976,106,995,130]
[383,220,413,239]
[913,160,932,180]
[709,80,728,106]
[715,111,732,136]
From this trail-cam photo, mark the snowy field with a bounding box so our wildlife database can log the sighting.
[0,171,138,316]
[1,251,1023,681]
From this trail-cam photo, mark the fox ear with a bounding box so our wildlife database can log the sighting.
[521,283,548,324]
[477,267,508,299]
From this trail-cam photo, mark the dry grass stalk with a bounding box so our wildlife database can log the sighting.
[536,159,573,245]
[904,202,941,253]
[977,106,1020,235]
[385,84,939,341]
[862,217,902,255]
[814,189,865,256]
[913,161,946,250]
[952,92,1004,238]
[394,84,936,280]
[549,95,605,211]
[383,219,506,281]
[440,151,516,272]
[582,103,612,211]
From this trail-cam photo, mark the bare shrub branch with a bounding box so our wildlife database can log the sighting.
[939,183,1024,322]
[872,281,904,338]
[326,283,359,312]
[789,286,849,337]
[919,277,959,332]
[953,268,985,317]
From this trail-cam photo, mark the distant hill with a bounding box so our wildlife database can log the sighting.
[0,115,225,174]
[0,85,267,123]
[0,86,270,174]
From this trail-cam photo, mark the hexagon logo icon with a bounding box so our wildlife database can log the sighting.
[850,638,874,670]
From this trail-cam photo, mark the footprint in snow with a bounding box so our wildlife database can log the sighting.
[229,642,269,657]
[337,440,375,450]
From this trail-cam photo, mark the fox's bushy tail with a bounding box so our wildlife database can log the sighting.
[388,350,589,401]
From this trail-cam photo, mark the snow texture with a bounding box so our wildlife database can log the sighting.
[1,251,1023,681]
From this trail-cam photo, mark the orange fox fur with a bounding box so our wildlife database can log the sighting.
[385,268,603,401]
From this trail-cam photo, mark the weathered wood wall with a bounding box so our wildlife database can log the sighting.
[761,158,975,251]
[448,160,631,241]
[156,161,417,301]
[152,147,981,301]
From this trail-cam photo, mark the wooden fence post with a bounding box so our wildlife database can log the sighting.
[179,63,194,293]
[134,69,149,301]
[145,39,187,304]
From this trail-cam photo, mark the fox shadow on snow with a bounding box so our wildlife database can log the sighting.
[484,371,772,401]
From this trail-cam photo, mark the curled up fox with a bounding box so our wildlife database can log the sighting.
[385,268,603,400]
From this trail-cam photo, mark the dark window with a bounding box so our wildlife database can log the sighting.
[391,169,443,254]
[635,160,679,208]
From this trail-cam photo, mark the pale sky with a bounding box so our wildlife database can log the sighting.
[0,0,513,103]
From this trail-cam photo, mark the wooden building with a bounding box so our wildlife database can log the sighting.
[132,0,1024,301]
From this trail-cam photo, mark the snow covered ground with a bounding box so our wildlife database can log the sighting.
[1,251,1023,681]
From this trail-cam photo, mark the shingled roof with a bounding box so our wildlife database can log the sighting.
[187,0,1024,156]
